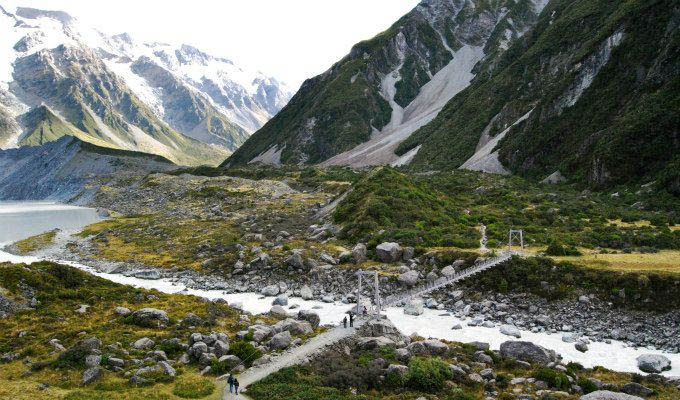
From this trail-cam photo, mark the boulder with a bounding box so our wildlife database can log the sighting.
[274,319,313,335]
[286,252,304,269]
[85,355,102,368]
[272,295,289,306]
[621,383,654,397]
[261,285,280,297]
[352,243,367,264]
[636,354,671,373]
[500,325,522,338]
[108,357,125,368]
[387,364,408,376]
[580,391,644,400]
[269,331,292,350]
[132,337,155,349]
[408,339,448,356]
[357,337,396,350]
[398,271,419,287]
[575,342,589,353]
[402,247,415,261]
[82,367,102,385]
[199,352,217,366]
[499,341,557,366]
[297,310,320,329]
[321,295,334,303]
[59,337,101,363]
[441,266,456,277]
[131,308,169,328]
[404,298,424,316]
[213,340,230,357]
[182,313,203,326]
[158,361,176,377]
[217,355,241,369]
[542,171,568,184]
[190,342,209,359]
[270,305,288,316]
[300,285,314,300]
[358,319,406,342]
[376,242,403,263]
[113,307,131,316]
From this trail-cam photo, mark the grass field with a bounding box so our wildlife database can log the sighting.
[551,249,680,275]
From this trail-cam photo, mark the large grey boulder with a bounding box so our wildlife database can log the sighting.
[132,337,155,349]
[300,285,314,300]
[499,341,557,366]
[113,306,131,316]
[358,319,406,342]
[297,310,320,329]
[272,295,289,306]
[542,171,567,184]
[82,367,102,385]
[376,242,403,262]
[357,336,396,350]
[621,383,653,397]
[59,337,101,363]
[500,325,522,338]
[270,305,288,316]
[580,391,643,400]
[269,331,292,350]
[636,354,671,373]
[274,318,313,335]
[286,252,304,269]
[158,361,176,377]
[132,308,169,327]
[214,340,230,357]
[440,266,456,277]
[408,339,448,356]
[352,243,367,264]
[386,364,409,376]
[404,298,424,316]
[261,285,280,297]
[398,270,419,287]
[217,355,241,369]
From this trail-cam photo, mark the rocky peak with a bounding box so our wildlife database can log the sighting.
[15,7,75,26]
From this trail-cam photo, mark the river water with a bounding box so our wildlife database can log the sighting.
[0,202,678,376]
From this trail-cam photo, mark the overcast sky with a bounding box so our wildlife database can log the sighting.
[5,0,420,89]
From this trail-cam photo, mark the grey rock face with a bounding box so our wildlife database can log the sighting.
[300,285,314,300]
[636,354,671,373]
[499,341,557,366]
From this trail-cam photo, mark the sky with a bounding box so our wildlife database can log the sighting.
[4,0,421,90]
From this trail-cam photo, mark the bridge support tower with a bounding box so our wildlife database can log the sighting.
[355,270,381,320]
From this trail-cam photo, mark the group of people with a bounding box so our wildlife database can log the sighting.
[227,373,240,395]
[342,312,355,328]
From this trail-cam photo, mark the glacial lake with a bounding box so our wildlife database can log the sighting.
[0,202,678,376]
[0,201,102,243]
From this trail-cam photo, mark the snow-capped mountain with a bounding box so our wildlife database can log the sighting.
[0,5,293,165]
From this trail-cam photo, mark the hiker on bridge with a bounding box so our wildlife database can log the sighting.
[349,312,354,327]
[343,315,347,328]
[227,373,235,393]
[234,377,240,394]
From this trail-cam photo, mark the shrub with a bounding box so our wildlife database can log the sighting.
[406,357,453,392]
[577,378,599,394]
[545,242,582,256]
[228,341,262,367]
[448,388,476,400]
[172,375,215,399]
[533,368,570,390]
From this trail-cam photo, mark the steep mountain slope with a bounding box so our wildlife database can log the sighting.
[224,0,549,167]
[0,135,174,201]
[397,0,680,188]
[0,6,292,164]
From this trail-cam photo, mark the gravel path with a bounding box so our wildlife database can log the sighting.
[223,322,363,399]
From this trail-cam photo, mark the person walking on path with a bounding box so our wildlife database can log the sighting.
[227,373,234,393]
[349,313,354,328]
[234,377,240,395]
[343,316,347,328]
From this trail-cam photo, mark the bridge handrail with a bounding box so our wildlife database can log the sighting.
[381,251,519,307]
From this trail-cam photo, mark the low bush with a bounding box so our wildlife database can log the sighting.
[533,368,570,390]
[228,341,262,367]
[406,357,453,392]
